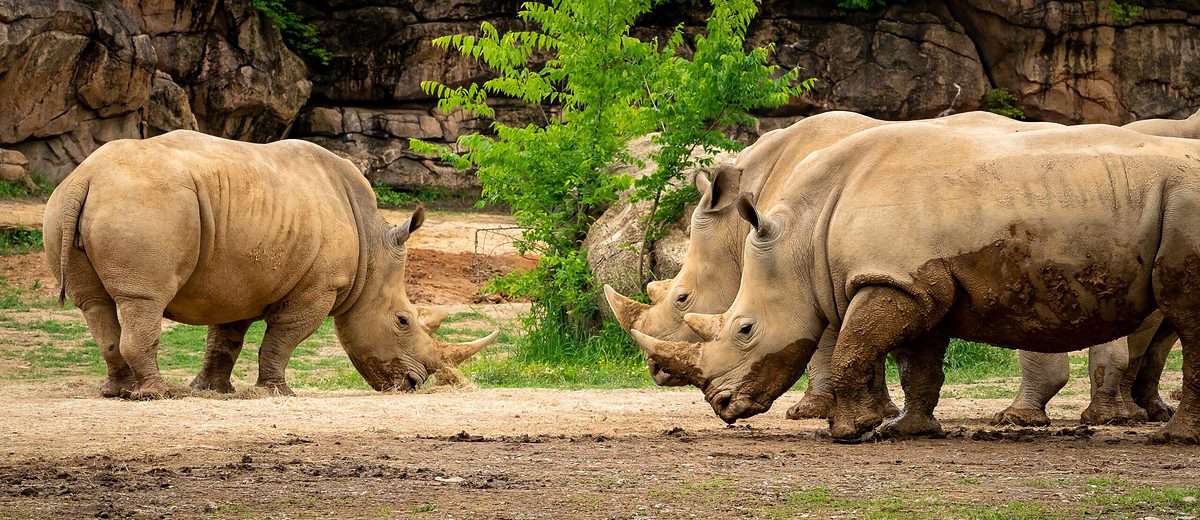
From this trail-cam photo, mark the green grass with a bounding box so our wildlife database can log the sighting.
[0,173,52,200]
[0,227,42,256]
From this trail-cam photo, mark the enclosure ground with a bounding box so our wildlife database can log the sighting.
[1,387,1198,519]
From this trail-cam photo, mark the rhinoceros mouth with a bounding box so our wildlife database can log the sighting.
[349,354,428,392]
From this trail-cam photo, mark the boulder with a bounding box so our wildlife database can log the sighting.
[584,137,734,300]
[146,71,199,135]
[0,149,34,190]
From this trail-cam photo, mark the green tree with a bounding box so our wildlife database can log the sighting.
[411,0,810,350]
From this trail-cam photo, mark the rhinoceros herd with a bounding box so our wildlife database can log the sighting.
[607,109,1200,444]
[42,109,1200,445]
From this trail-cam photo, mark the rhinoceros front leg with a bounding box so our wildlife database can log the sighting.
[256,295,334,396]
[991,351,1068,427]
[190,320,253,394]
[828,286,937,442]
[789,326,898,420]
[877,334,947,438]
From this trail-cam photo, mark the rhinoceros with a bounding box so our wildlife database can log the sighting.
[629,121,1200,444]
[43,130,498,399]
[607,110,1177,426]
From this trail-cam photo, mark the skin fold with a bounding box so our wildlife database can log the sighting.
[612,110,1189,425]
[629,121,1200,444]
[43,130,497,399]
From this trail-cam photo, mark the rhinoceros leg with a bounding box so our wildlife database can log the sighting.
[992,351,1067,426]
[256,295,333,396]
[1081,340,1148,425]
[81,300,135,398]
[789,328,899,420]
[190,320,253,394]
[114,297,172,399]
[828,286,936,442]
[1130,321,1178,423]
[878,334,947,438]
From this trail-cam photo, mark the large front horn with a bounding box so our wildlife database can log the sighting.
[604,285,649,332]
[439,330,500,366]
[629,330,704,386]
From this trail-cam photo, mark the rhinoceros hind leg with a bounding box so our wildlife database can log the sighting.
[992,351,1067,426]
[80,300,135,398]
[1081,341,1147,425]
[828,287,937,441]
[1131,322,1178,423]
[190,320,253,394]
[877,334,947,438]
[114,298,171,400]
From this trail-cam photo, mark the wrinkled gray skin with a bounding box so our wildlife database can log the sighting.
[43,130,496,399]
[631,121,1200,444]
[995,111,1199,426]
[612,110,1177,426]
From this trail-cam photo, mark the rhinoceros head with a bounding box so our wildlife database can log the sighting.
[335,206,499,391]
[629,194,823,423]
[605,164,747,386]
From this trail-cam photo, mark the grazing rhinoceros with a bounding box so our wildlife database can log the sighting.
[607,110,1177,427]
[629,121,1200,444]
[43,130,498,399]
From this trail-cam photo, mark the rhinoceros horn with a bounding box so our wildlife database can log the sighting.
[645,279,671,304]
[439,330,500,366]
[629,330,704,386]
[683,313,724,342]
[418,307,450,333]
[604,285,649,332]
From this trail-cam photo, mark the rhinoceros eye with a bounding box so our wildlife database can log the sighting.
[676,293,688,303]
[396,315,410,328]
[738,323,753,336]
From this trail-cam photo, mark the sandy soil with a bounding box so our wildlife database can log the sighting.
[0,385,1197,519]
[0,200,43,229]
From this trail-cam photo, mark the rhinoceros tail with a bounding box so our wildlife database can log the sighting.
[55,178,90,307]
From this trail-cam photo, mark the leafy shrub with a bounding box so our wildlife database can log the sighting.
[371,184,451,209]
[0,227,43,256]
[251,0,331,65]
[835,0,891,10]
[982,88,1025,120]
[1105,1,1144,23]
[411,0,810,355]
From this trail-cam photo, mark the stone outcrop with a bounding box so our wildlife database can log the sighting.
[0,0,310,180]
[0,149,34,190]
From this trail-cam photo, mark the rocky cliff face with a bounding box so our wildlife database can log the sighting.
[0,0,310,181]
[2,0,1198,187]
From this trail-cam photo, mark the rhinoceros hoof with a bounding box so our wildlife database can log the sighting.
[1080,402,1148,425]
[257,382,296,397]
[129,379,172,400]
[1149,419,1200,445]
[786,393,834,420]
[100,376,137,398]
[828,410,883,443]
[190,376,236,394]
[877,412,943,439]
[991,406,1050,427]
[1139,397,1176,423]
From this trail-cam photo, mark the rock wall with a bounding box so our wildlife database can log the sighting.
[0,0,310,181]
[2,0,1199,188]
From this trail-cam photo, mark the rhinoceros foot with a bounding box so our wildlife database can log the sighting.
[876,398,901,419]
[1150,416,1200,445]
[190,375,236,394]
[828,408,883,443]
[877,411,943,439]
[1080,399,1148,425]
[786,392,833,419]
[1137,395,1175,423]
[256,381,296,397]
[129,378,172,400]
[100,374,137,398]
[990,405,1050,427]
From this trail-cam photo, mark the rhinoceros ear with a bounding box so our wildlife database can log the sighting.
[386,205,426,247]
[736,192,759,230]
[702,164,743,212]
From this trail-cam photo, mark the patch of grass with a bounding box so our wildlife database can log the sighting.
[410,503,438,513]
[373,184,456,209]
[0,227,42,256]
[943,383,1015,400]
[460,320,654,388]
[0,172,52,200]
[943,339,1020,384]
[762,488,1074,520]
[1089,485,1200,516]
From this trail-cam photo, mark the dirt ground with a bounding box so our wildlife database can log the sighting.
[4,203,1200,519]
